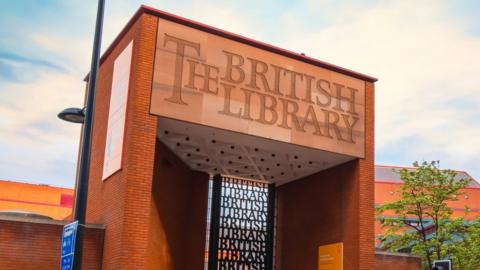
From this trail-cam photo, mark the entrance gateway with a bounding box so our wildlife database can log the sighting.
[84,6,376,270]
[207,175,275,270]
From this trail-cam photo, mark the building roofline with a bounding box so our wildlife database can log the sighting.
[377,163,470,174]
[86,5,378,83]
[0,197,73,208]
[0,179,73,190]
[0,214,105,229]
[375,179,480,190]
[376,164,478,184]
[375,251,421,259]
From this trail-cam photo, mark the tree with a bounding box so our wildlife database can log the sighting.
[376,161,471,269]
[443,217,480,270]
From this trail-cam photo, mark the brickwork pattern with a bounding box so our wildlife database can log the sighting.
[276,81,375,270]
[0,7,381,270]
[0,218,103,270]
[375,252,422,270]
[146,142,209,270]
[85,13,158,270]
[84,8,377,270]
[358,81,375,269]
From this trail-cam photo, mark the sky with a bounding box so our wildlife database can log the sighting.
[0,0,479,188]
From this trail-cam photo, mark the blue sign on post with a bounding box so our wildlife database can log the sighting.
[60,221,78,270]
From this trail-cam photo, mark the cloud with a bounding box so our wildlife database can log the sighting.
[0,0,479,187]
[0,0,261,187]
[0,65,83,187]
[0,50,67,72]
[278,0,480,178]
[0,61,19,82]
[0,49,70,83]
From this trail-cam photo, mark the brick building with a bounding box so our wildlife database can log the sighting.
[375,165,480,248]
[0,6,426,270]
[81,5,376,270]
[0,179,73,220]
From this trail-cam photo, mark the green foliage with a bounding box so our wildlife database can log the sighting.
[443,218,480,270]
[376,161,477,270]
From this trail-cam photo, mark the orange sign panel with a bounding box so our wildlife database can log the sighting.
[318,242,343,270]
[151,19,365,157]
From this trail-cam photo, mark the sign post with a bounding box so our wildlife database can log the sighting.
[60,221,79,270]
[433,260,451,270]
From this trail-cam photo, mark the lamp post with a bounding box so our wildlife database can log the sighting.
[58,0,105,269]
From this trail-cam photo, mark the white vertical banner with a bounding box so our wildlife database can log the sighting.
[102,41,133,180]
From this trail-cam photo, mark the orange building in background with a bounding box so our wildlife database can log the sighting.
[374,165,480,246]
[1,164,477,231]
[0,179,73,220]
[2,165,477,224]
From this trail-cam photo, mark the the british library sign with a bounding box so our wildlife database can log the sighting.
[150,18,366,157]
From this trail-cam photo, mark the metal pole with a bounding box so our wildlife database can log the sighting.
[73,0,104,269]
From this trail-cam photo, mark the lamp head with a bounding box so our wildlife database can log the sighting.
[58,107,85,124]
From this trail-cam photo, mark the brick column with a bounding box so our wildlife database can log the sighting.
[358,81,375,269]
[85,13,159,270]
[119,14,158,270]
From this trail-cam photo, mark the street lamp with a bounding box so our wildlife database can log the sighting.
[58,107,85,124]
[58,0,104,269]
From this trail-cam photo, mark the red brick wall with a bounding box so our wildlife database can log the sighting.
[85,13,158,270]
[0,216,104,270]
[276,81,375,270]
[146,141,209,270]
[84,8,377,270]
[360,81,376,269]
[375,252,422,270]
[276,161,352,269]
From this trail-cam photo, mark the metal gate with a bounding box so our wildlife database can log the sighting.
[207,175,276,270]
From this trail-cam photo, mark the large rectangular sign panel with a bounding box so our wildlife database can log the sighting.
[151,19,365,157]
[103,41,133,180]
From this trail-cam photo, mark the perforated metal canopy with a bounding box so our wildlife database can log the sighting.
[157,117,355,185]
